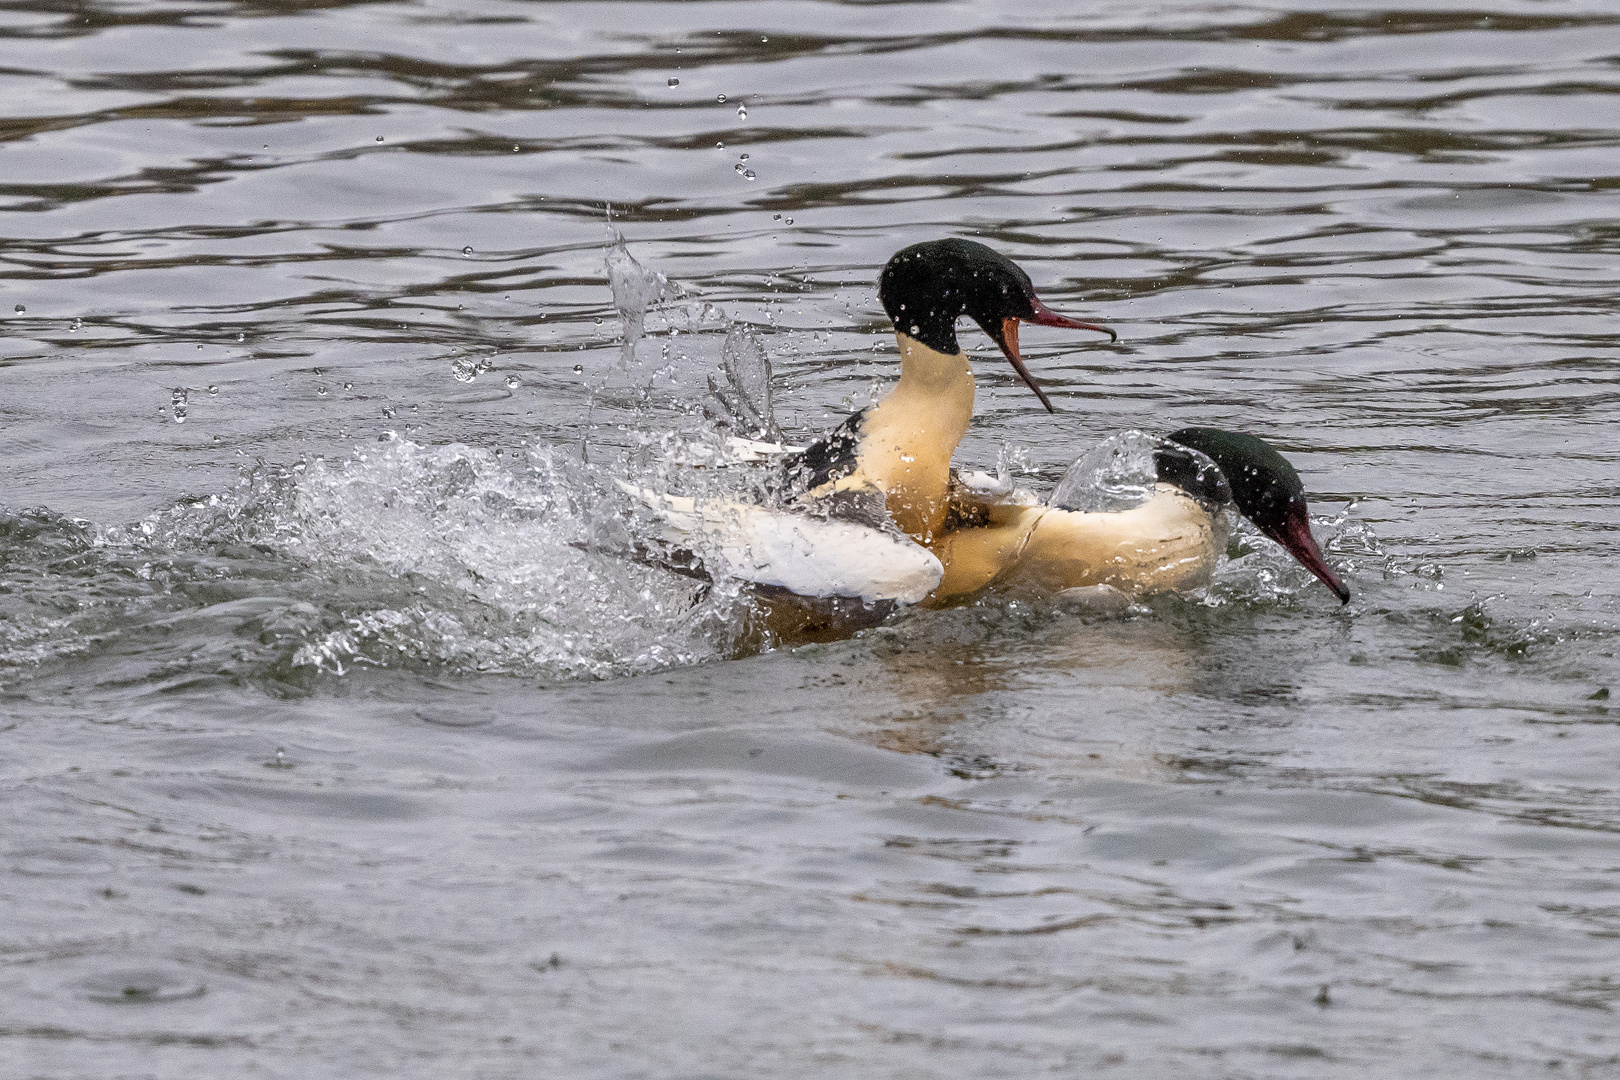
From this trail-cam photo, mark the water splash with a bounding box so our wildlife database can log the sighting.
[1049,430,1162,512]
[605,234,674,366]
[703,324,780,440]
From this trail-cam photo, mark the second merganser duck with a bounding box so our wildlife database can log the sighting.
[928,427,1351,606]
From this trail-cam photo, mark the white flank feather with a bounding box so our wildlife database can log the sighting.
[616,481,942,604]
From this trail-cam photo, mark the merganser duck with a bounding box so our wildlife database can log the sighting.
[616,239,1115,639]
[928,428,1351,606]
[777,238,1115,544]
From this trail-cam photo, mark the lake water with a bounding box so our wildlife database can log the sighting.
[3,1,1619,1076]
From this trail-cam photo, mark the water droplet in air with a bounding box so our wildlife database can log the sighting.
[462,246,473,256]
[743,170,755,181]
[375,135,384,142]
[207,385,218,395]
[667,77,679,87]
[451,356,479,382]
[785,217,794,224]
[12,305,23,313]
[594,317,603,326]
[170,388,188,423]
[236,332,245,342]
[316,385,327,396]
[761,36,768,42]
[573,364,584,374]
[196,343,203,350]
[773,214,781,220]
[512,145,519,152]
[717,94,727,103]
[737,104,747,119]
[505,374,522,388]
[69,318,81,332]
[267,747,290,769]
[382,406,395,419]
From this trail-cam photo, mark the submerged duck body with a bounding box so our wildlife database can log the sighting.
[929,483,1225,604]
[927,428,1351,607]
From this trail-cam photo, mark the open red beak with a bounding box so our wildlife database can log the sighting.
[1271,503,1351,604]
[995,302,1116,415]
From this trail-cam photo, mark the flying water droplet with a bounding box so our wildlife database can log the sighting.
[736,104,747,120]
[462,246,473,256]
[451,356,479,382]
[316,385,328,396]
[717,94,727,103]
[716,141,724,149]
[743,170,756,181]
[12,305,23,313]
[512,145,519,152]
[375,135,384,142]
[785,217,794,225]
[573,364,584,374]
[207,385,219,395]
[740,153,749,161]
[236,332,245,342]
[504,374,522,388]
[170,388,188,423]
[267,746,291,769]
[667,77,680,87]
[69,318,81,332]
[382,406,396,419]
[343,382,353,390]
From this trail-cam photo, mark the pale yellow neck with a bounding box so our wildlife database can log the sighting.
[890,333,974,400]
[816,333,976,542]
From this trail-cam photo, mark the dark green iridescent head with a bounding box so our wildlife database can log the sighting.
[877,238,1115,413]
[1161,427,1351,604]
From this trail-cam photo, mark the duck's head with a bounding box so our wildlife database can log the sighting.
[878,238,1115,413]
[1162,427,1351,604]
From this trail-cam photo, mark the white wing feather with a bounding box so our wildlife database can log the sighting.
[616,481,942,604]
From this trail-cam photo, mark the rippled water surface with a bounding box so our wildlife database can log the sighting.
[4,0,1620,1075]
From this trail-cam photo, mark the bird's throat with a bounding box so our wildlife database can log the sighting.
[833,334,975,542]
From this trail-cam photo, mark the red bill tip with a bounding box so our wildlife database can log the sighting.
[1274,504,1351,604]
[1027,297,1118,343]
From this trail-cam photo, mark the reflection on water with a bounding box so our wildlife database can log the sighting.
[3,0,1620,1076]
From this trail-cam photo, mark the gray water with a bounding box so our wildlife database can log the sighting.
[3,1,1619,1076]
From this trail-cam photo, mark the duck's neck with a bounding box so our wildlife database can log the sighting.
[876,332,975,426]
[851,333,975,541]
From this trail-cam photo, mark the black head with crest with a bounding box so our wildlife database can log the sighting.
[878,239,1115,413]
